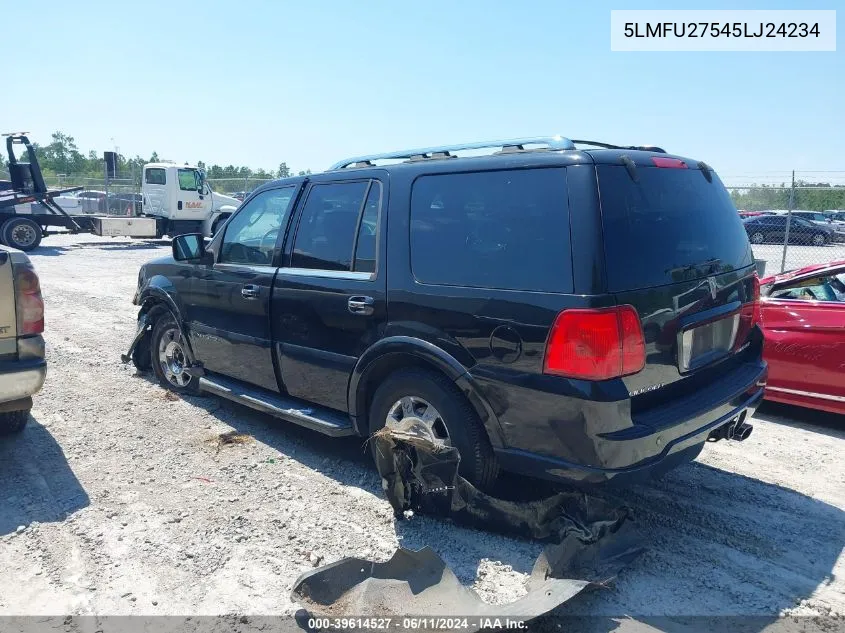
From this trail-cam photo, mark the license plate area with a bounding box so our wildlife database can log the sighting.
[679,313,740,373]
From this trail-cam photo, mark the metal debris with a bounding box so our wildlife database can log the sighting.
[291,423,645,628]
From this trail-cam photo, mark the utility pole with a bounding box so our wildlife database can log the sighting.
[780,170,796,273]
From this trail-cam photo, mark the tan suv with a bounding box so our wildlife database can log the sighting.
[0,245,46,434]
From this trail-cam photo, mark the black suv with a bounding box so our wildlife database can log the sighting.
[124,137,767,488]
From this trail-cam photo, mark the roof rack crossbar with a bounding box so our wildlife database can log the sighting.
[330,136,576,170]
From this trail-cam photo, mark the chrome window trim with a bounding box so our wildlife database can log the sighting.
[278,267,375,281]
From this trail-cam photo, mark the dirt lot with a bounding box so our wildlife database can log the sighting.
[1,234,843,625]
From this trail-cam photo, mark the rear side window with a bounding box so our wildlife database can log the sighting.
[410,168,572,292]
[291,181,369,271]
[598,166,753,291]
[145,168,166,185]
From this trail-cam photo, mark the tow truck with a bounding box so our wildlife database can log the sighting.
[0,133,239,252]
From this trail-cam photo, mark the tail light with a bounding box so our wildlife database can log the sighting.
[543,305,645,381]
[733,274,760,350]
[15,263,44,336]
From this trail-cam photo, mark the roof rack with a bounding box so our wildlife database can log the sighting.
[572,139,667,153]
[330,136,576,170]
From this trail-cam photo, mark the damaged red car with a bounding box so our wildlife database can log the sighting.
[759,260,845,415]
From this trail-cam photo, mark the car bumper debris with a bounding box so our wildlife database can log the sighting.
[291,423,645,626]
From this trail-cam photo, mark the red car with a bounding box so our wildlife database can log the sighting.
[759,260,845,415]
[738,210,774,219]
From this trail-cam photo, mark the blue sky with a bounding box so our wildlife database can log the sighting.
[4,0,843,183]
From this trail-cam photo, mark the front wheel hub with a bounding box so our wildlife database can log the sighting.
[158,328,191,387]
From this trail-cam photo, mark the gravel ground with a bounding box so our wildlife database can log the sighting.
[0,233,843,624]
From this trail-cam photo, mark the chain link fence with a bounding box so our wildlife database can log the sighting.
[206,178,275,200]
[724,172,845,277]
[41,174,143,216]
[16,166,845,275]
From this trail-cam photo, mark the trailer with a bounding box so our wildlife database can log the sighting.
[0,133,232,252]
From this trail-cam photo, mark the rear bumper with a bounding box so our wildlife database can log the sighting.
[494,360,767,485]
[0,335,46,407]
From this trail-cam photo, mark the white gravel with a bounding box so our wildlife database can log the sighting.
[0,233,843,622]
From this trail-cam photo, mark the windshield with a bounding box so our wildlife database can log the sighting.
[598,165,753,291]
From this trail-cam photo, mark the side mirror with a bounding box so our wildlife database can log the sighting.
[172,233,210,263]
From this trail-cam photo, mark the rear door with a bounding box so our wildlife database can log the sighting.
[0,250,16,358]
[271,175,387,412]
[187,185,299,392]
[596,159,758,405]
[760,267,845,407]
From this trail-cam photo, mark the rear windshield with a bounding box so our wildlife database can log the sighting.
[598,165,753,291]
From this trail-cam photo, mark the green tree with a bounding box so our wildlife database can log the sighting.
[277,162,290,178]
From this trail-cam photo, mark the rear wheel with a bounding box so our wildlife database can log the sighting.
[368,367,499,489]
[749,231,765,245]
[0,410,29,435]
[150,315,199,394]
[811,232,827,246]
[2,218,42,251]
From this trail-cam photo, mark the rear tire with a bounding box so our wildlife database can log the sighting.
[750,231,765,245]
[2,217,42,251]
[368,367,499,490]
[0,410,29,435]
[150,315,199,394]
[812,232,827,246]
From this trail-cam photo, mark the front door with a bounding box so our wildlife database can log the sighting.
[174,168,211,223]
[272,177,387,412]
[186,185,300,392]
[761,266,845,408]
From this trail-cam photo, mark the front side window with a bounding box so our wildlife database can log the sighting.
[770,270,845,302]
[145,168,166,185]
[220,187,297,265]
[178,169,201,191]
[291,181,370,271]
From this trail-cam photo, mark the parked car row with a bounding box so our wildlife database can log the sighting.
[743,214,844,245]
[57,190,143,214]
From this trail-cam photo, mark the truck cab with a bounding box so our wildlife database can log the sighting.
[141,163,240,237]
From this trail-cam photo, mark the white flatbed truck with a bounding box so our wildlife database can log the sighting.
[0,133,240,252]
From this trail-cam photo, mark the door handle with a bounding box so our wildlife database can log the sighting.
[241,284,261,299]
[348,296,375,315]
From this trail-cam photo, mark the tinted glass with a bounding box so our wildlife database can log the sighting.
[145,168,166,185]
[220,187,296,265]
[292,181,369,271]
[353,181,381,273]
[178,169,200,191]
[410,168,571,292]
[598,166,753,291]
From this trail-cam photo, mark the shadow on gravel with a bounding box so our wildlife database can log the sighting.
[753,401,844,441]
[0,416,89,536]
[32,240,171,257]
[149,376,844,624]
[548,458,845,626]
